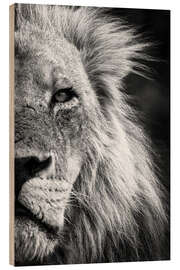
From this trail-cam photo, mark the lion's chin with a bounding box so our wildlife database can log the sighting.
[15,216,59,265]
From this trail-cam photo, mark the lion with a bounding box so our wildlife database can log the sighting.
[14,4,169,266]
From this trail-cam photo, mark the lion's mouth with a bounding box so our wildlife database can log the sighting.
[15,200,33,218]
[15,200,59,235]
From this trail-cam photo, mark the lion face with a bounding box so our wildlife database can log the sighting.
[15,24,97,264]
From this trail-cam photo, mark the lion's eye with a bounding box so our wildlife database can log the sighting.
[51,88,79,112]
[53,88,76,104]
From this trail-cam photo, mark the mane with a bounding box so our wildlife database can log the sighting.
[16,4,168,263]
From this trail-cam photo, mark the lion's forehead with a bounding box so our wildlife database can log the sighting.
[15,44,71,84]
[15,28,79,69]
[15,32,92,100]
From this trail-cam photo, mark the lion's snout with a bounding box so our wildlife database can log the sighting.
[15,151,72,230]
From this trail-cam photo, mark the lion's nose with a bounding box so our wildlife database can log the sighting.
[15,155,52,198]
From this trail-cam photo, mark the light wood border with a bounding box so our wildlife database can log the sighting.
[9,4,15,266]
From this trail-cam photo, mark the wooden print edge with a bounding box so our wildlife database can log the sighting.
[9,4,15,266]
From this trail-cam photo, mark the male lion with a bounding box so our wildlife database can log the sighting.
[14,4,169,265]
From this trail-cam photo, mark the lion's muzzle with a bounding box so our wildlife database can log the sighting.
[15,152,72,231]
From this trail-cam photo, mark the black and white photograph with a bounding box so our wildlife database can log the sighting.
[9,2,170,266]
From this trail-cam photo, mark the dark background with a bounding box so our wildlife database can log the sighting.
[108,8,170,190]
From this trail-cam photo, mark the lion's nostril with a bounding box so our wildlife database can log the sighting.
[15,155,52,198]
[25,156,52,175]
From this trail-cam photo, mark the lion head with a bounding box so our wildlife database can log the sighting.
[14,4,169,265]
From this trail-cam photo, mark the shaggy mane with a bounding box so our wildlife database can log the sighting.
[15,4,169,263]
